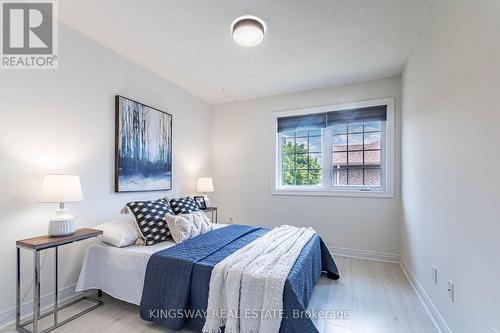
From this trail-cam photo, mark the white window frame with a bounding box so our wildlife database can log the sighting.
[271,97,395,198]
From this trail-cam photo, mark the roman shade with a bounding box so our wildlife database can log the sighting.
[326,105,387,125]
[277,105,387,132]
[277,113,327,133]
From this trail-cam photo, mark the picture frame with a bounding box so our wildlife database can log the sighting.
[194,196,207,210]
[115,95,173,192]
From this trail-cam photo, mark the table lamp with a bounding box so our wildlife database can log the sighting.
[40,175,84,237]
[196,177,214,207]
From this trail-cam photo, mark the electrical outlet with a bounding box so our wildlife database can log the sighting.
[447,280,454,302]
[229,217,234,224]
[432,266,438,285]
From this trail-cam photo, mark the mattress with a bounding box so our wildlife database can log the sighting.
[76,224,228,305]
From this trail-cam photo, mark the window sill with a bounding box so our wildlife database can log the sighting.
[271,188,394,198]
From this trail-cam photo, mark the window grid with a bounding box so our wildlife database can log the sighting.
[332,122,382,187]
[282,130,322,186]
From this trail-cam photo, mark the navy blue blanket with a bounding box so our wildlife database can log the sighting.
[140,225,340,332]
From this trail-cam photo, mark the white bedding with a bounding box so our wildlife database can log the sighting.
[76,223,228,305]
[203,226,315,333]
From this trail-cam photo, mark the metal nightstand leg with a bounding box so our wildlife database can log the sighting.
[53,248,58,326]
[16,247,103,333]
[16,247,20,328]
[33,251,40,333]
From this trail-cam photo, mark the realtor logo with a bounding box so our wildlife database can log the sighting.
[1,0,58,69]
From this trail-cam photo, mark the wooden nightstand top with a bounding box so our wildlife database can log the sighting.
[16,228,102,251]
[204,207,217,212]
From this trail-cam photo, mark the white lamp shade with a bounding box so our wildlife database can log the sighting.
[197,177,214,193]
[40,175,84,203]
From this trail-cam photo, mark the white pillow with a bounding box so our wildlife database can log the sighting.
[94,219,139,247]
[166,211,213,243]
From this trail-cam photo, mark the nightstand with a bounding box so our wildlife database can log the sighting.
[16,228,103,333]
[204,207,218,223]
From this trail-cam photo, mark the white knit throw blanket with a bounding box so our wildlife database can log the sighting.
[202,225,316,333]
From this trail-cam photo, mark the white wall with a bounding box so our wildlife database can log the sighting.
[0,24,212,319]
[401,0,500,332]
[212,76,401,254]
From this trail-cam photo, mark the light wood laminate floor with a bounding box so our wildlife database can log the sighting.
[2,257,437,333]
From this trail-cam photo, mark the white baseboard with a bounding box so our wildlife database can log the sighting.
[329,246,451,333]
[330,246,401,263]
[400,258,453,333]
[0,252,451,333]
[0,284,82,329]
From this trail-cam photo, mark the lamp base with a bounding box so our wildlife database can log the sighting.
[48,209,76,237]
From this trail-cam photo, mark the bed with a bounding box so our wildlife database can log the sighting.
[77,223,340,333]
[76,223,229,305]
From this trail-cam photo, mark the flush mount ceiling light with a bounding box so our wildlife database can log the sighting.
[231,16,266,47]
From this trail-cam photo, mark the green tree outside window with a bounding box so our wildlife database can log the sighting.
[282,137,322,185]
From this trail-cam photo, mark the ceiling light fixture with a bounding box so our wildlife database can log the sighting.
[231,16,266,47]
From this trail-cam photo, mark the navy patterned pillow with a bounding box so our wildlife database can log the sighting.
[127,199,174,246]
[169,197,201,215]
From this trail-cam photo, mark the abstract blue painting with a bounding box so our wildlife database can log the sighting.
[115,95,172,192]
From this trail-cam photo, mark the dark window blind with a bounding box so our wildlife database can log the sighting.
[326,105,387,125]
[277,113,327,133]
[278,105,387,133]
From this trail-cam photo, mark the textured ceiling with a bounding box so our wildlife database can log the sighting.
[59,0,434,104]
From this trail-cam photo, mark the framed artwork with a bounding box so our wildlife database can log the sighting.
[194,196,207,210]
[115,95,172,192]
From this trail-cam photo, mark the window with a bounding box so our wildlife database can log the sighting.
[331,121,383,187]
[281,129,323,186]
[274,99,394,197]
